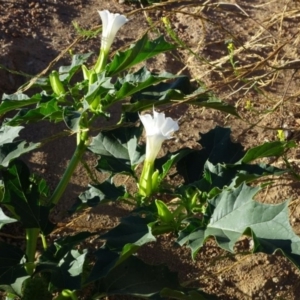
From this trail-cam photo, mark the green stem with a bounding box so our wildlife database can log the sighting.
[49,130,89,206]
[40,233,48,250]
[25,228,39,275]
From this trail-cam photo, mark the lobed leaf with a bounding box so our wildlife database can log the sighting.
[0,93,45,116]
[0,141,40,168]
[100,215,156,251]
[36,249,88,290]
[84,73,113,104]
[176,127,244,184]
[89,123,145,175]
[176,126,289,188]
[59,52,93,82]
[6,98,63,126]
[104,67,183,105]
[178,184,300,267]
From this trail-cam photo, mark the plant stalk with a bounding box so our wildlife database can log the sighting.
[25,228,40,275]
[49,130,89,206]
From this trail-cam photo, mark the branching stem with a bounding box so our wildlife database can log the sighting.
[49,130,89,206]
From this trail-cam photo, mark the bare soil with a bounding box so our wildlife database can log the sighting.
[1,0,300,299]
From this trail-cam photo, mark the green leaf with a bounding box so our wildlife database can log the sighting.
[131,76,192,102]
[94,255,180,298]
[104,67,183,105]
[59,53,93,82]
[7,98,63,126]
[122,76,191,113]
[63,108,82,132]
[87,244,143,285]
[0,207,17,229]
[0,141,40,168]
[191,160,285,192]
[100,215,156,251]
[37,233,93,290]
[0,241,27,285]
[89,211,159,284]
[70,180,127,213]
[177,127,244,184]
[188,88,239,117]
[0,125,40,167]
[107,35,176,76]
[199,126,244,164]
[96,156,134,175]
[86,249,119,284]
[36,249,87,290]
[228,163,286,187]
[1,161,54,234]
[156,149,194,182]
[89,124,145,176]
[0,93,45,116]
[177,225,205,259]
[241,140,296,163]
[84,73,113,104]
[0,125,23,144]
[179,184,300,266]
[63,101,90,132]
[176,127,287,191]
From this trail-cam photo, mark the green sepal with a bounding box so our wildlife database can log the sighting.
[138,160,154,197]
[155,200,174,224]
[81,65,90,81]
[151,169,160,193]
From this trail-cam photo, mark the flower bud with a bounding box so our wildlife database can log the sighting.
[49,71,65,96]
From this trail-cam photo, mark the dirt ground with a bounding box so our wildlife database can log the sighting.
[2,0,300,299]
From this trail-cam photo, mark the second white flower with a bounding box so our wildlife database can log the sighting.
[139,108,179,162]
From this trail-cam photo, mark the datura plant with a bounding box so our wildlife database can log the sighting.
[0,9,297,300]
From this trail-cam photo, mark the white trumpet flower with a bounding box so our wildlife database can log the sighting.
[98,10,129,53]
[139,109,179,197]
[140,109,179,162]
[94,10,128,74]
[91,10,128,110]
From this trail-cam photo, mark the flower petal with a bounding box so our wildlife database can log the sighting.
[160,117,179,137]
[139,109,179,162]
[98,10,128,52]
[98,10,109,35]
